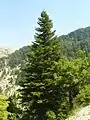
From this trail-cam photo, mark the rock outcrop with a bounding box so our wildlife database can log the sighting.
[66,105,90,120]
[0,47,13,58]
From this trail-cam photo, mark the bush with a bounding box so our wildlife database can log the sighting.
[0,94,9,120]
[74,84,90,108]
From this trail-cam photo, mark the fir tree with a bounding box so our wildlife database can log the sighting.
[19,11,62,120]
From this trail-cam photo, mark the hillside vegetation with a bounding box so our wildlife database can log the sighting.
[0,11,90,119]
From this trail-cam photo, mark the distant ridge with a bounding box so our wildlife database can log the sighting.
[67,26,90,40]
[0,47,14,58]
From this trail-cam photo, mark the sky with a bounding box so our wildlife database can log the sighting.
[0,0,90,49]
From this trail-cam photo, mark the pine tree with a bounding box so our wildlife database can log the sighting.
[19,11,62,119]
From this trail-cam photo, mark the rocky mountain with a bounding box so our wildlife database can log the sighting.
[0,26,89,120]
[1,26,90,96]
[0,46,30,95]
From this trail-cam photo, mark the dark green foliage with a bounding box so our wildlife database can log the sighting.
[8,113,16,120]
[17,11,90,120]
[0,11,90,120]
[53,54,90,119]
[35,11,55,41]
[7,94,21,120]
[59,26,90,57]
[19,11,62,119]
[74,84,90,107]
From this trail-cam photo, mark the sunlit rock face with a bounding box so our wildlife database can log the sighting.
[0,47,12,58]
[0,46,29,96]
[0,47,18,95]
[66,105,90,120]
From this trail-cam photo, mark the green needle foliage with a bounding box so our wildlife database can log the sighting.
[19,11,62,120]
[18,11,90,120]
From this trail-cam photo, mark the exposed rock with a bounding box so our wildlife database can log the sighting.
[66,105,90,120]
[0,47,19,96]
[0,47,13,58]
[0,46,29,96]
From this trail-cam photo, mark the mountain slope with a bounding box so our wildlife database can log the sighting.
[0,46,30,95]
[58,26,90,57]
[67,26,90,41]
[0,26,90,95]
[0,47,12,58]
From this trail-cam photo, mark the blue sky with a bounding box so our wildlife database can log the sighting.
[0,0,90,48]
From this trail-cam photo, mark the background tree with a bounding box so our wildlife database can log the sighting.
[55,51,90,119]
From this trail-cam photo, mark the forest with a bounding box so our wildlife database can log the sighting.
[0,11,90,120]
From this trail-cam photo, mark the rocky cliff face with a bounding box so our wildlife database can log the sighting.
[0,61,20,96]
[0,48,18,95]
[0,46,30,96]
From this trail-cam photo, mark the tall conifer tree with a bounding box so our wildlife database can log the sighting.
[19,11,62,120]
